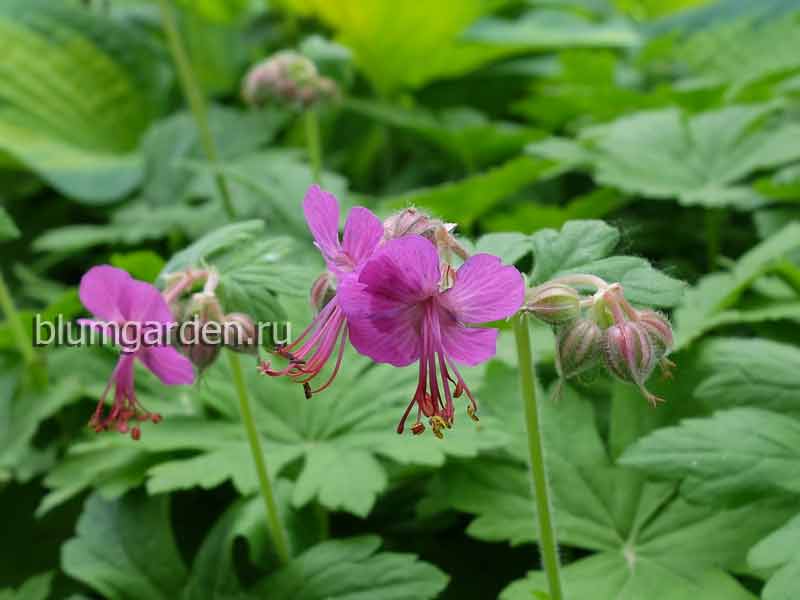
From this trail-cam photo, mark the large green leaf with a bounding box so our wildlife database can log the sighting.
[693,338,800,416]
[380,156,552,228]
[62,492,446,600]
[673,222,800,348]
[0,0,168,202]
[427,363,790,600]
[344,98,542,169]
[287,0,512,95]
[749,513,800,600]
[673,13,800,95]
[0,572,53,600]
[253,536,448,599]
[464,9,641,50]
[530,220,686,307]
[530,103,800,209]
[62,493,189,600]
[620,408,800,504]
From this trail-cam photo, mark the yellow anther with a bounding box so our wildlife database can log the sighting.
[467,405,479,422]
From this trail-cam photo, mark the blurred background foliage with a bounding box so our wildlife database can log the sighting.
[2,0,800,598]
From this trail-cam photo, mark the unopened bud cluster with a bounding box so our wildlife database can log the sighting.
[242,51,338,109]
[163,269,258,371]
[524,277,675,406]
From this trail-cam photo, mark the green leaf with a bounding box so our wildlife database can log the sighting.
[292,0,513,95]
[473,232,532,265]
[674,13,800,95]
[253,536,448,599]
[344,98,542,169]
[673,222,800,348]
[530,220,686,307]
[111,251,165,282]
[148,349,505,517]
[176,0,250,23]
[464,9,641,50]
[429,363,790,600]
[0,0,168,202]
[380,156,552,228]
[620,408,800,504]
[62,491,274,600]
[0,572,54,600]
[693,338,800,416]
[0,207,20,241]
[749,513,800,600]
[535,103,800,209]
[62,493,189,600]
[501,557,756,600]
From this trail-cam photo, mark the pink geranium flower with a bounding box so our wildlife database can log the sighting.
[259,185,383,395]
[339,235,524,436]
[79,266,195,439]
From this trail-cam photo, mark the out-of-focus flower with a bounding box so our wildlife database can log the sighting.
[339,235,525,437]
[242,51,339,109]
[259,185,383,395]
[78,266,195,439]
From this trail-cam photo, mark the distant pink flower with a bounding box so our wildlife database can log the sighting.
[78,266,195,439]
[339,235,524,436]
[259,185,383,395]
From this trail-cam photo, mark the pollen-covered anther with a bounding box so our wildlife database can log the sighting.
[429,415,449,439]
[411,422,426,435]
[466,404,479,422]
[131,426,141,441]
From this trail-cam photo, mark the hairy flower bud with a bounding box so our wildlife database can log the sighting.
[224,313,258,355]
[603,321,662,406]
[555,317,602,379]
[524,283,581,325]
[383,208,468,261]
[310,272,336,313]
[178,292,224,371]
[242,51,338,109]
[636,310,674,359]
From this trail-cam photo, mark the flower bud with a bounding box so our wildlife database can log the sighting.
[603,321,663,406]
[223,313,258,355]
[383,208,468,261]
[555,318,602,379]
[178,292,224,371]
[242,51,339,109]
[310,272,336,313]
[524,283,581,325]
[180,319,220,371]
[636,310,674,360]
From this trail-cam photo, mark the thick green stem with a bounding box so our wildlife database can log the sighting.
[0,273,36,365]
[304,109,323,183]
[157,0,236,220]
[227,351,291,564]
[512,314,565,600]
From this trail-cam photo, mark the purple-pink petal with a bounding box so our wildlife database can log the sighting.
[124,279,177,324]
[139,345,196,385]
[347,312,421,367]
[303,185,342,263]
[439,254,524,324]
[438,309,498,366]
[79,265,132,322]
[342,206,383,268]
[358,235,440,304]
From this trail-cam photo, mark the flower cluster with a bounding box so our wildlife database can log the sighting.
[242,51,338,109]
[260,186,525,437]
[524,275,675,406]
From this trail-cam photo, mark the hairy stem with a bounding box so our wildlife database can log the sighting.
[227,351,291,564]
[157,0,236,220]
[304,109,323,183]
[512,314,565,600]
